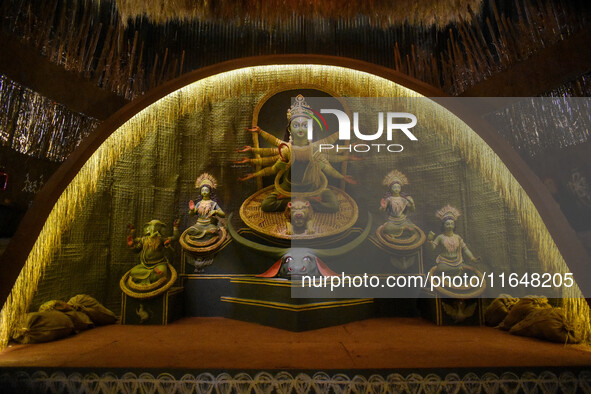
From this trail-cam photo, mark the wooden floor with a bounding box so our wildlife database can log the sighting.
[1,317,590,370]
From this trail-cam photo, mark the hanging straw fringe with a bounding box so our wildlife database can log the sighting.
[1,64,588,348]
[112,0,483,29]
[1,0,586,100]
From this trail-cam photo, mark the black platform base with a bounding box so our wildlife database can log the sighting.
[183,275,375,331]
[222,277,374,331]
[121,287,184,325]
[418,292,484,326]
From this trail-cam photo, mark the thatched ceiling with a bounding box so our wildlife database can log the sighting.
[110,0,484,28]
[1,0,589,105]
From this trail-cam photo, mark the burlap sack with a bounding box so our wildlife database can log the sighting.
[64,310,95,332]
[484,294,520,326]
[509,307,580,344]
[499,297,551,330]
[12,311,74,344]
[67,294,117,325]
[38,300,73,313]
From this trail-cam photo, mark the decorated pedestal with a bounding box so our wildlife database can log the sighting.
[182,273,374,331]
[121,287,184,325]
[371,231,425,274]
[221,277,374,331]
[181,243,231,275]
[419,290,484,326]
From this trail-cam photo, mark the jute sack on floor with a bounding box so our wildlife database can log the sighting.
[38,300,73,313]
[498,297,551,330]
[12,311,74,344]
[67,294,117,326]
[509,307,580,344]
[484,294,520,326]
[64,310,95,332]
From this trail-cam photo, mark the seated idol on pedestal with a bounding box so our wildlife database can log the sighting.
[186,173,225,241]
[427,205,480,275]
[380,170,416,238]
[427,205,485,297]
[375,170,425,254]
[180,173,227,258]
[120,219,179,298]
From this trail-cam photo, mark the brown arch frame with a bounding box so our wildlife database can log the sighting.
[1,54,590,306]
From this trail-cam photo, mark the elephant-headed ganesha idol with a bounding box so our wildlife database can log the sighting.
[120,219,179,298]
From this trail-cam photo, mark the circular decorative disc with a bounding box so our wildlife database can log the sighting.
[239,185,358,240]
[119,262,178,299]
[179,226,227,254]
[375,223,426,252]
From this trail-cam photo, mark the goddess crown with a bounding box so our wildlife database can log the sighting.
[436,204,461,222]
[382,170,409,187]
[287,94,313,122]
[195,173,217,190]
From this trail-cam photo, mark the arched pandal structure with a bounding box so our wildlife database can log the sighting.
[1,55,590,348]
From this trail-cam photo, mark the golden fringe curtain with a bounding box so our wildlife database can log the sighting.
[1,64,588,348]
